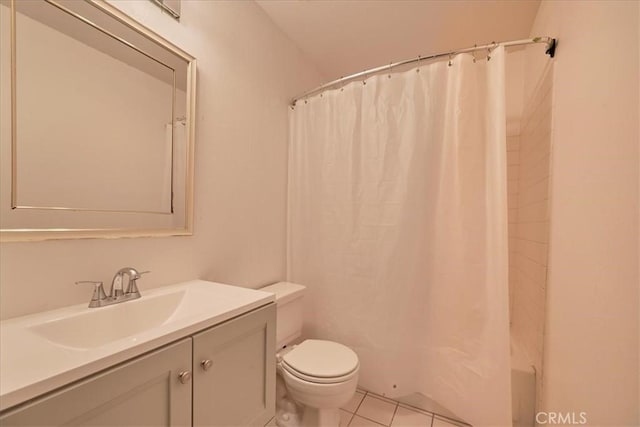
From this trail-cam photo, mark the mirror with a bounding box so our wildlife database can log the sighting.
[0,0,196,241]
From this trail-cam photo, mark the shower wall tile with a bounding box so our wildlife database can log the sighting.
[516,239,548,266]
[506,134,520,326]
[515,221,549,243]
[508,62,554,413]
[518,178,550,208]
[519,155,550,187]
[517,200,548,223]
[514,253,548,287]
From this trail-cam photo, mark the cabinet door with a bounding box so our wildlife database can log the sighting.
[193,304,276,427]
[1,338,192,427]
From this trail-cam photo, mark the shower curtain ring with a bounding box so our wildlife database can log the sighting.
[448,53,453,67]
[416,55,421,73]
[472,44,477,63]
[487,41,498,61]
[388,62,393,79]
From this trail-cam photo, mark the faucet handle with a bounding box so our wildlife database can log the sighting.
[76,281,107,308]
[125,271,149,298]
[124,269,150,280]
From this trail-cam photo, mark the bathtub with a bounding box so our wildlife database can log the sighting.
[511,339,536,427]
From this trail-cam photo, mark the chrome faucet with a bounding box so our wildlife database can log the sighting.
[110,267,148,299]
[76,267,149,308]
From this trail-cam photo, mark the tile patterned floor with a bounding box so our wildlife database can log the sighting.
[339,389,470,427]
[266,388,471,427]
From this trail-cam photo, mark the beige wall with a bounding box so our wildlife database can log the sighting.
[528,1,639,424]
[0,1,321,319]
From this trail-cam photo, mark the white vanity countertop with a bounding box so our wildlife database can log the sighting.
[0,280,275,412]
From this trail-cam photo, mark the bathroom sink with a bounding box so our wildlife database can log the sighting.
[0,280,274,411]
[30,290,185,349]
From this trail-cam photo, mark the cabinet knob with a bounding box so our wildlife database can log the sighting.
[200,359,212,371]
[178,370,192,384]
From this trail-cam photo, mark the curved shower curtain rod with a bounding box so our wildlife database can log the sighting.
[291,36,557,106]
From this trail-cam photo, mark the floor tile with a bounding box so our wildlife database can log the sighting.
[398,404,433,417]
[391,406,433,426]
[340,409,355,426]
[349,414,387,426]
[342,391,366,413]
[395,393,457,420]
[356,395,398,426]
[366,391,398,404]
[432,416,468,427]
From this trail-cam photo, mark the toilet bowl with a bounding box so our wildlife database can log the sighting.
[260,282,360,427]
[278,339,359,425]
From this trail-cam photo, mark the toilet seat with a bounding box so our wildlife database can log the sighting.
[281,339,359,384]
[281,362,359,384]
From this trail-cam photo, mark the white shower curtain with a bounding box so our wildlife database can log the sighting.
[288,47,511,426]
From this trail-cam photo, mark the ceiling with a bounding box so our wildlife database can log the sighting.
[257,0,541,80]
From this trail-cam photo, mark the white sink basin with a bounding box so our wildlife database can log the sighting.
[30,290,185,349]
[0,280,274,411]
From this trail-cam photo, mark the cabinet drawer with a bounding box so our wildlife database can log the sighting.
[1,338,192,427]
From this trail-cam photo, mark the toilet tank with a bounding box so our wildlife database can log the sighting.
[260,282,306,350]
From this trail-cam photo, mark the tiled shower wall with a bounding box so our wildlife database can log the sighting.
[507,134,520,320]
[507,63,553,409]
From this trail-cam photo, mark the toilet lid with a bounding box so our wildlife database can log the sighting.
[281,339,359,379]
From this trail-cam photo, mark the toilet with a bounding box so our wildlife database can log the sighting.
[260,282,360,427]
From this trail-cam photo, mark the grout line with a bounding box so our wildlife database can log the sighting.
[512,249,549,267]
[512,236,549,245]
[389,402,400,427]
[350,389,468,427]
[355,394,398,426]
[433,414,473,427]
[349,414,387,427]
[365,390,397,404]
[343,410,354,426]
[515,197,550,210]
[397,402,436,417]
[516,174,550,192]
[516,220,550,227]
[516,180,550,196]
[353,390,368,413]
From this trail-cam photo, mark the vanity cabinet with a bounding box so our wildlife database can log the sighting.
[0,338,192,426]
[193,303,275,427]
[0,304,276,427]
